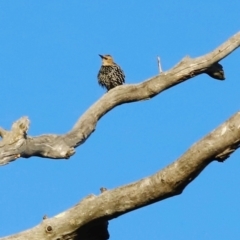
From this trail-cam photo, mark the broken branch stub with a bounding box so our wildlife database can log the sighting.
[0,117,75,166]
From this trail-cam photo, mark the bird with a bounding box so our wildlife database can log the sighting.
[97,54,125,91]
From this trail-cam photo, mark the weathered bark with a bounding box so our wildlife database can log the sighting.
[2,111,240,240]
[1,31,240,239]
[0,32,239,166]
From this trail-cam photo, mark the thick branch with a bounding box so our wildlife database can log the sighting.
[0,32,239,165]
[2,111,240,240]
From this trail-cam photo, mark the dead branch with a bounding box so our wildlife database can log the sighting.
[0,32,239,166]
[2,111,240,240]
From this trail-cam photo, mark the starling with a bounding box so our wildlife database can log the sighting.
[97,54,125,91]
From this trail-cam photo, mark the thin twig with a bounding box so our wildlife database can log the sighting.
[157,56,163,74]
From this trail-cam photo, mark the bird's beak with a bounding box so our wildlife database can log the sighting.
[99,54,108,60]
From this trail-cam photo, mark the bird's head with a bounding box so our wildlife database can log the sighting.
[99,54,114,66]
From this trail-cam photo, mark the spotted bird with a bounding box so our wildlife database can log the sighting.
[97,54,125,91]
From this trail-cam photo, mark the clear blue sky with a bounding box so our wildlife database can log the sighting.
[0,1,240,239]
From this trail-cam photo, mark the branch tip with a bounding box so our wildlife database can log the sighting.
[205,62,225,80]
[157,56,163,74]
[100,187,108,193]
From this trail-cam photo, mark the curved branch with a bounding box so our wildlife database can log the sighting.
[2,111,240,239]
[0,32,239,165]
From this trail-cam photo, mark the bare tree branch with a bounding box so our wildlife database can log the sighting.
[0,32,239,166]
[2,111,240,240]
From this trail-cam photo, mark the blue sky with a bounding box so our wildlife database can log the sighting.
[0,1,240,239]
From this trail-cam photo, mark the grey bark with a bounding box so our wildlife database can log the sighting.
[1,32,240,239]
[1,32,239,166]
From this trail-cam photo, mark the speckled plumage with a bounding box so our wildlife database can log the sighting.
[97,54,125,91]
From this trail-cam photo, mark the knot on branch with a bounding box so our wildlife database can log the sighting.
[205,62,225,80]
[41,140,75,159]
